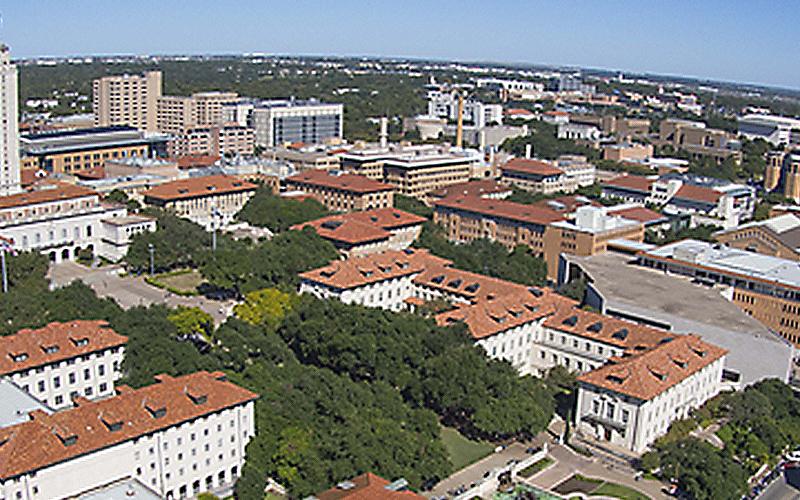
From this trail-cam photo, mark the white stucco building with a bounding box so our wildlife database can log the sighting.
[575,335,726,453]
[0,371,258,500]
[0,182,156,263]
[0,321,127,410]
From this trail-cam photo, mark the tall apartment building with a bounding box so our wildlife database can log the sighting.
[765,149,800,203]
[247,99,343,147]
[0,45,20,196]
[157,92,240,134]
[92,71,162,132]
[638,239,800,347]
[0,371,257,500]
[0,321,126,409]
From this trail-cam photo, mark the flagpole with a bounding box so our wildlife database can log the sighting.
[1,248,7,294]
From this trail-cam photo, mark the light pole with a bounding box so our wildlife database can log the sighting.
[148,243,155,275]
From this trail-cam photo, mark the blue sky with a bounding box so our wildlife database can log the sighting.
[2,1,798,89]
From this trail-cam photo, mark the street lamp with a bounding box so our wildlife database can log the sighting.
[148,243,155,275]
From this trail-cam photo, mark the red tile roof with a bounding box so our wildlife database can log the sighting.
[542,307,672,352]
[292,208,426,245]
[316,472,424,500]
[0,321,127,376]
[19,169,49,187]
[674,184,722,204]
[299,248,449,290]
[142,175,257,202]
[72,167,106,180]
[436,289,572,340]
[285,171,394,194]
[506,108,535,116]
[608,206,668,224]
[545,111,569,116]
[428,180,512,201]
[577,335,727,401]
[0,371,258,479]
[602,175,654,193]
[532,195,600,213]
[502,158,564,177]
[434,196,566,227]
[174,155,220,169]
[0,183,98,211]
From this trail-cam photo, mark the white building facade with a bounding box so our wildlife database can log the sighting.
[0,321,127,410]
[0,371,257,500]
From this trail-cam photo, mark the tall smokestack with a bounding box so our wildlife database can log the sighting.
[456,93,465,149]
[525,144,532,159]
[379,117,388,149]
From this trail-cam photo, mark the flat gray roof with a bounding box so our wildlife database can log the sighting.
[0,378,51,428]
[565,252,794,386]
[78,478,161,500]
[644,239,800,289]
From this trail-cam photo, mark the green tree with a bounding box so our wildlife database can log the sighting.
[234,288,299,329]
[394,194,433,218]
[236,188,329,232]
[167,306,213,340]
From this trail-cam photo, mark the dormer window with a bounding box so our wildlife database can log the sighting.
[145,403,167,419]
[587,322,603,333]
[612,328,628,341]
[447,279,463,288]
[42,345,59,355]
[10,352,28,362]
[562,315,578,326]
[101,415,123,432]
[431,275,445,284]
[70,337,89,347]
[186,389,207,405]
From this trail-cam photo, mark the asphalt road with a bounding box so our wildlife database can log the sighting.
[48,261,235,325]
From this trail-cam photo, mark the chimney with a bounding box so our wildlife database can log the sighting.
[379,117,388,149]
[525,144,532,159]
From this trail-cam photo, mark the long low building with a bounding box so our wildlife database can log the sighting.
[714,213,800,261]
[299,248,728,454]
[500,156,596,194]
[559,252,794,386]
[0,371,257,500]
[637,239,800,348]
[0,182,156,263]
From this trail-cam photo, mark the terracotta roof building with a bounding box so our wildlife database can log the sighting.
[142,174,257,230]
[284,170,394,212]
[576,336,726,453]
[0,321,127,409]
[0,371,257,499]
[426,179,512,204]
[292,208,426,256]
[315,472,424,500]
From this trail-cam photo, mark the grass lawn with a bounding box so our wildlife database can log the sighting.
[517,457,555,478]
[555,474,650,500]
[440,426,493,471]
[152,269,204,294]
[592,482,651,500]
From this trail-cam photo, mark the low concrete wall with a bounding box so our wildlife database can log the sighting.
[454,443,549,500]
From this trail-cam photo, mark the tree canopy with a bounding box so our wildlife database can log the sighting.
[236,188,329,232]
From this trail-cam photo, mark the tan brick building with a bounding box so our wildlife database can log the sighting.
[714,214,800,261]
[92,71,162,132]
[433,197,643,281]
